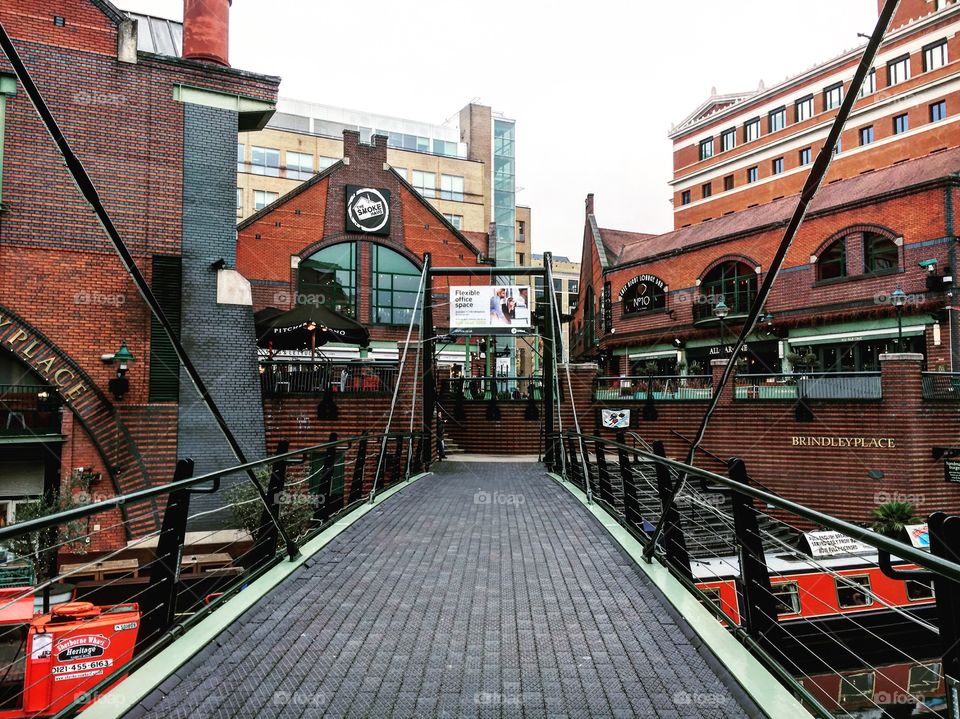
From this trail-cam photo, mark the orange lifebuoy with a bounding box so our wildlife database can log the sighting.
[51,602,100,619]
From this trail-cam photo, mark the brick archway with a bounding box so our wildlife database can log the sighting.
[0,304,159,536]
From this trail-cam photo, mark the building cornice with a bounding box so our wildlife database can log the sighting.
[668,4,960,139]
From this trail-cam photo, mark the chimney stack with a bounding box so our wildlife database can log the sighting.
[183,0,231,67]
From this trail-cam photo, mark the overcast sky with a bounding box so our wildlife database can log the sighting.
[123,0,877,259]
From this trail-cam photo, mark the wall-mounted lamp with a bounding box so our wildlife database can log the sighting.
[106,340,135,401]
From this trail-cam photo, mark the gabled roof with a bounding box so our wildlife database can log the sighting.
[616,146,960,267]
[597,228,657,265]
[91,0,128,25]
[236,160,485,259]
[671,90,756,136]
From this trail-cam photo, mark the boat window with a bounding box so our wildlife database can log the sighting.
[699,587,723,613]
[772,581,801,615]
[909,663,941,694]
[838,671,874,703]
[906,579,934,601]
[836,575,873,608]
[0,624,27,710]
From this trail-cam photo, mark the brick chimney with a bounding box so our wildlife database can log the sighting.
[585,193,595,216]
[183,0,231,67]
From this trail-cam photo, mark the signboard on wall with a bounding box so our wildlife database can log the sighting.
[602,282,613,333]
[620,275,667,315]
[601,409,630,429]
[345,185,391,235]
[449,286,532,336]
[804,530,873,558]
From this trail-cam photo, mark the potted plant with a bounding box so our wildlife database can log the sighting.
[870,500,918,540]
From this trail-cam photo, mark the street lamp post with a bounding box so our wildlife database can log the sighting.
[891,287,906,351]
[713,297,730,355]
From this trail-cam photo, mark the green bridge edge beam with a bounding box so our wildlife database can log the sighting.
[545,472,813,719]
[78,471,433,719]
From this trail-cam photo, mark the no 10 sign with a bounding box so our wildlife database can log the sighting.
[620,275,667,315]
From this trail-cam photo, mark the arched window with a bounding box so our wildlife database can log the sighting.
[817,238,847,281]
[700,261,757,315]
[371,245,420,325]
[299,243,357,318]
[864,233,898,274]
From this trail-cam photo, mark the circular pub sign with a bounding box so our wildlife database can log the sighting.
[620,275,667,315]
[345,185,391,235]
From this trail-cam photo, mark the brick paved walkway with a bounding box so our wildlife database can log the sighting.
[128,461,757,718]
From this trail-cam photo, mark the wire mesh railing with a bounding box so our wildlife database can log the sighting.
[0,429,423,717]
[547,430,960,719]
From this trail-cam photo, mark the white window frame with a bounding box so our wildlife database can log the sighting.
[795,96,814,123]
[858,68,877,98]
[744,118,760,144]
[887,55,910,86]
[411,170,436,198]
[440,174,464,201]
[824,83,844,110]
[286,151,313,181]
[698,137,714,161]
[254,190,278,211]
[924,39,948,72]
[720,128,736,152]
[442,213,463,230]
[251,146,280,177]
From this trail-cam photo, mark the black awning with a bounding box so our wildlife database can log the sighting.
[254,304,370,351]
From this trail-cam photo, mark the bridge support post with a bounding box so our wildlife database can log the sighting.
[139,458,194,649]
[349,433,368,503]
[420,253,435,469]
[594,440,612,506]
[929,512,960,716]
[313,433,338,523]
[615,431,643,533]
[246,440,290,568]
[728,457,778,641]
[542,252,557,472]
[653,441,691,582]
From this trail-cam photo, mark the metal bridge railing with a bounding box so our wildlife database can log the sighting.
[547,430,960,718]
[0,429,423,718]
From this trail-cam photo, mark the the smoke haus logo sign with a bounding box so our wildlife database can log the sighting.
[345,185,391,236]
[56,635,109,663]
[620,275,666,315]
[791,436,896,448]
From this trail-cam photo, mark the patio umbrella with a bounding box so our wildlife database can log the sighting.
[254,304,370,351]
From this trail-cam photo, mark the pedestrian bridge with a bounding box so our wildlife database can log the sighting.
[80,457,797,718]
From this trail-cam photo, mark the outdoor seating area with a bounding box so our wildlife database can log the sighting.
[0,385,60,437]
[594,375,713,401]
[259,360,397,396]
[734,373,883,401]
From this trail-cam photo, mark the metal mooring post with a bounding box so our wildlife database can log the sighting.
[728,457,778,641]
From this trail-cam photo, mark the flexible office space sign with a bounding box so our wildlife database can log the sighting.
[449,286,532,335]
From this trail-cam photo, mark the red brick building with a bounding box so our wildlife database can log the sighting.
[569,0,960,522]
[0,0,279,539]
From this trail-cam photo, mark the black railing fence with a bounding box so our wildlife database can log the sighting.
[734,372,883,401]
[0,429,423,718]
[438,375,543,401]
[922,372,960,400]
[0,384,60,433]
[259,360,398,396]
[594,375,713,401]
[546,430,960,718]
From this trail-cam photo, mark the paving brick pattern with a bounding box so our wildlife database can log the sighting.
[128,461,757,718]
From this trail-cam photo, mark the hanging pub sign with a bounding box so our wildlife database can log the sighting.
[620,275,667,315]
[602,282,613,333]
[345,185,391,236]
[449,286,532,336]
